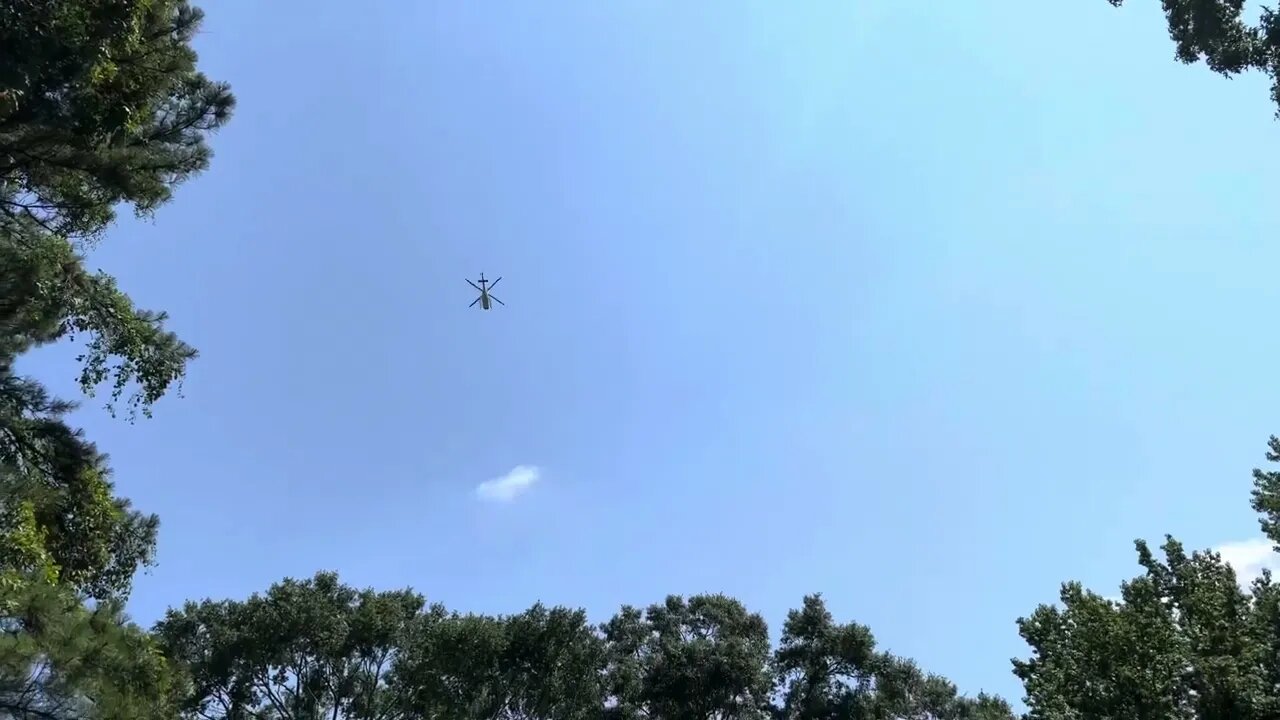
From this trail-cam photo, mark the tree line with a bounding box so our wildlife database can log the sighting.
[5,1,1280,719]
[151,575,1015,720]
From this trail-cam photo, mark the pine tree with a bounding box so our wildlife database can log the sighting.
[1,2,234,718]
[0,0,234,241]
[0,576,179,720]
[0,0,235,419]
[0,0,235,596]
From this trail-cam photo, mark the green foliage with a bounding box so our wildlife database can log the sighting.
[1249,435,1280,548]
[155,571,426,720]
[0,498,57,586]
[0,0,234,613]
[0,0,235,416]
[393,603,605,720]
[0,1,231,717]
[1013,437,1280,719]
[0,378,159,602]
[0,574,179,720]
[602,594,774,720]
[0,251,161,601]
[2,151,198,419]
[774,594,1016,720]
[393,610,510,720]
[0,0,235,240]
[1107,0,1280,115]
[160,573,1005,720]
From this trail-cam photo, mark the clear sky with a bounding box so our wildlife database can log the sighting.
[21,0,1280,705]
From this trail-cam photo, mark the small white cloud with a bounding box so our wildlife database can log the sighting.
[1215,538,1280,588]
[474,465,541,503]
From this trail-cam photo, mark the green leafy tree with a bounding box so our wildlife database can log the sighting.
[390,610,510,720]
[1013,435,1280,719]
[499,603,606,718]
[0,202,170,720]
[0,0,236,419]
[602,594,774,720]
[774,594,1014,720]
[0,220,163,603]
[155,572,426,720]
[2,222,197,419]
[392,603,605,720]
[0,2,232,718]
[1106,0,1280,115]
[0,0,235,598]
[1,0,234,597]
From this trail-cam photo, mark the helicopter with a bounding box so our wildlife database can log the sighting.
[467,273,504,310]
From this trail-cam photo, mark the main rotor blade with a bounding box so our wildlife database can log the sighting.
[487,277,502,290]
[490,294,505,306]
[467,279,482,291]
[469,296,481,307]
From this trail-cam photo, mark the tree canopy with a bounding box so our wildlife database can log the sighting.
[1109,0,1280,115]
[0,0,234,241]
[1013,436,1280,719]
[0,578,178,720]
[1,1,234,719]
[0,0,234,420]
[153,574,1014,720]
[0,0,234,598]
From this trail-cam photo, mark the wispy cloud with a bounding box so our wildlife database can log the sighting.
[475,465,541,503]
[1215,538,1280,588]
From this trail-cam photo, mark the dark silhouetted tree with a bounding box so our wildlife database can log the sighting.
[1107,0,1280,115]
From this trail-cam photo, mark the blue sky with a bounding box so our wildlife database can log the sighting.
[20,0,1280,704]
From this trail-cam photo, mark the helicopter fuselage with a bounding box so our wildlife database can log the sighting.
[468,274,503,310]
